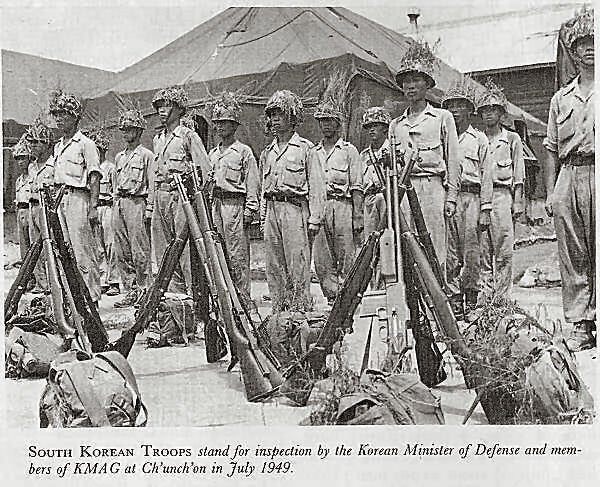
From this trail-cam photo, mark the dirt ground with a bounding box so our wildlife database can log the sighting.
[3,240,596,427]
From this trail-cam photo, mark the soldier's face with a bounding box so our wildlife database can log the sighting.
[122,127,141,144]
[52,111,78,133]
[319,118,340,138]
[267,108,293,135]
[402,74,429,101]
[365,123,387,142]
[446,100,473,126]
[574,36,594,66]
[156,101,182,125]
[479,106,503,127]
[214,120,238,139]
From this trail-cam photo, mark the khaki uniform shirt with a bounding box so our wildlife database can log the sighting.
[259,132,326,226]
[28,157,55,200]
[487,128,525,189]
[544,75,595,158]
[99,160,116,202]
[360,139,389,193]
[208,140,260,214]
[15,173,31,204]
[389,103,460,203]
[315,138,363,198]
[114,144,153,200]
[53,130,101,188]
[458,126,493,211]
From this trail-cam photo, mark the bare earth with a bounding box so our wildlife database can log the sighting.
[3,241,596,427]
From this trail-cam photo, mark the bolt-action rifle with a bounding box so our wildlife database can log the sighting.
[174,172,283,402]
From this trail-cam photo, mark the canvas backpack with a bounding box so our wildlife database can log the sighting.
[146,294,196,347]
[5,326,64,379]
[39,350,147,427]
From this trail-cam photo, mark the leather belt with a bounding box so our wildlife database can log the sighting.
[212,188,245,200]
[117,190,146,198]
[97,199,113,207]
[561,154,594,167]
[16,202,29,209]
[327,194,351,202]
[29,199,40,205]
[264,193,306,207]
[460,183,480,194]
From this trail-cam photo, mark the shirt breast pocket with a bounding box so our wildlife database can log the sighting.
[61,151,85,179]
[494,158,513,183]
[167,154,187,173]
[556,107,575,145]
[281,155,306,190]
[328,155,349,186]
[462,152,480,179]
[224,160,243,185]
[417,139,443,169]
[129,159,145,183]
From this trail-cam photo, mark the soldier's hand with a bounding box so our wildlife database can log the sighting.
[478,209,491,230]
[512,202,525,221]
[544,194,553,217]
[307,223,320,239]
[444,201,456,218]
[88,206,99,227]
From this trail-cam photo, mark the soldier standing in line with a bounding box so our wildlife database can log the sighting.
[87,127,120,296]
[208,93,259,299]
[389,41,461,276]
[259,90,326,312]
[441,80,493,320]
[49,90,102,304]
[151,86,210,295]
[477,79,525,300]
[312,100,363,303]
[112,109,153,309]
[12,137,33,273]
[25,118,55,293]
[544,6,595,351]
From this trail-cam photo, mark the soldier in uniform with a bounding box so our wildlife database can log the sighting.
[544,6,595,351]
[477,79,525,300]
[151,85,210,295]
[25,118,55,293]
[49,90,102,304]
[313,100,363,303]
[208,93,259,299]
[259,90,326,311]
[87,127,120,296]
[12,137,32,270]
[441,80,493,319]
[389,41,460,276]
[113,109,153,309]
[360,106,391,289]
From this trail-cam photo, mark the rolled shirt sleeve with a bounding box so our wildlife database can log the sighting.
[511,134,526,188]
[347,144,364,193]
[441,111,461,203]
[306,146,326,226]
[543,93,559,154]
[83,137,102,183]
[479,139,493,211]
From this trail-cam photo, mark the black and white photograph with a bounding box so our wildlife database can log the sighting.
[0,0,597,484]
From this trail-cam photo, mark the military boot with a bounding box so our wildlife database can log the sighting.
[566,320,596,352]
[450,295,464,321]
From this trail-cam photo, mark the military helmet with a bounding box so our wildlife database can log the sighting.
[395,40,439,89]
[25,118,53,146]
[314,100,344,123]
[152,86,189,111]
[476,78,508,113]
[12,136,31,159]
[119,109,147,130]
[48,90,83,118]
[361,106,391,127]
[265,90,304,124]
[441,76,478,111]
[212,92,242,124]
[562,5,594,50]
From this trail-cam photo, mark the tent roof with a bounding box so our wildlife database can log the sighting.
[2,49,118,126]
[95,6,546,133]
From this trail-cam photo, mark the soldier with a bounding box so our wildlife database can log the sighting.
[25,118,55,293]
[313,100,363,303]
[151,85,210,295]
[49,90,102,304]
[112,109,153,308]
[87,127,120,296]
[544,6,595,351]
[477,79,525,300]
[259,90,326,312]
[441,80,493,319]
[389,41,460,275]
[208,93,259,298]
[12,137,32,271]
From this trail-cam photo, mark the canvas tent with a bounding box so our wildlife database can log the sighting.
[83,6,546,162]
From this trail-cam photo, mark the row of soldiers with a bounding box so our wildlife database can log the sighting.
[11,6,594,352]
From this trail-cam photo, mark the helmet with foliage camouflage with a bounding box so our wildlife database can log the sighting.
[441,75,478,111]
[562,5,594,50]
[395,39,439,89]
[476,78,508,113]
[12,136,31,159]
[212,92,242,124]
[48,90,83,118]
[314,100,344,123]
[25,117,53,145]
[361,106,392,127]
[119,109,147,130]
[83,126,110,152]
[265,90,304,125]
[152,86,189,110]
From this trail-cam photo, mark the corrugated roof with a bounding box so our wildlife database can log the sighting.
[404,3,584,72]
[2,49,117,125]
